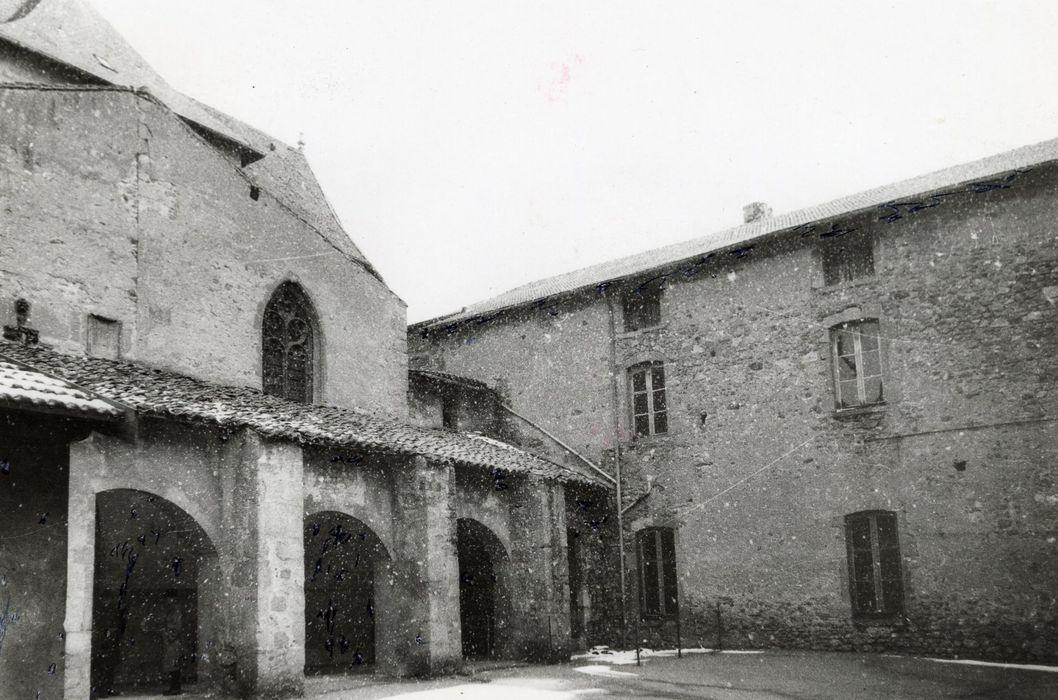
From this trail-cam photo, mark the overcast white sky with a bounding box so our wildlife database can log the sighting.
[93,1,1058,322]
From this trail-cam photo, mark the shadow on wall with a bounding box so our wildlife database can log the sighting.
[91,489,218,698]
[303,511,392,676]
[457,517,511,661]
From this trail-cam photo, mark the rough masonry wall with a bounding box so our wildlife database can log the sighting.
[410,292,618,466]
[303,447,399,558]
[0,87,407,416]
[406,380,504,436]
[617,165,1058,660]
[415,164,1058,661]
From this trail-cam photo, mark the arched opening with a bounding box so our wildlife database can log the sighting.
[91,489,218,698]
[262,281,319,403]
[303,512,391,675]
[457,518,511,660]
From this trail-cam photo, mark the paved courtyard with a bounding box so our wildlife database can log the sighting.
[118,649,1058,699]
[306,650,1058,700]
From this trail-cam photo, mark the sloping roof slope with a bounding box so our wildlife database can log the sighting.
[243,143,369,265]
[0,0,368,265]
[416,136,1058,329]
[409,368,491,392]
[0,356,122,419]
[0,341,592,484]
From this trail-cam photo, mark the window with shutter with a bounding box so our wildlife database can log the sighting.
[636,527,678,618]
[845,511,905,618]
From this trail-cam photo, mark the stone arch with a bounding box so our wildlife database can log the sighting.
[456,517,512,660]
[91,488,220,696]
[303,511,396,676]
[93,475,223,554]
[453,502,512,558]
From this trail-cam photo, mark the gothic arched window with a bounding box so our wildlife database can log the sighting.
[262,282,317,403]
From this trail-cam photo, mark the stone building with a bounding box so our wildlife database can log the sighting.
[0,1,609,698]
[412,141,1058,661]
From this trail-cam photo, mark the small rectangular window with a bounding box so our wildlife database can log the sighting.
[622,284,662,332]
[629,362,667,437]
[831,320,883,409]
[821,231,874,285]
[87,315,121,359]
[637,527,678,618]
[845,511,904,617]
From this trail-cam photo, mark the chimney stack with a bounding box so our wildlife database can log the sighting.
[742,201,772,224]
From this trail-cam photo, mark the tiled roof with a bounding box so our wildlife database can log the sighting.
[0,356,123,419]
[0,0,370,270]
[0,341,593,484]
[415,136,1058,329]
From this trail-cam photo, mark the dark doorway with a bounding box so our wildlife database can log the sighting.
[567,528,585,642]
[304,513,389,674]
[457,518,507,660]
[91,490,216,697]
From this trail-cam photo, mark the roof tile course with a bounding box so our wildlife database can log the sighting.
[0,357,123,418]
[0,342,592,484]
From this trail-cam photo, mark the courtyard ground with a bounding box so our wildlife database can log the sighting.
[119,649,1058,699]
[305,649,1058,700]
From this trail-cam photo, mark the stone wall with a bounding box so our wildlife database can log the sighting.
[407,375,505,437]
[410,293,618,467]
[0,416,77,700]
[413,162,1058,661]
[0,86,407,416]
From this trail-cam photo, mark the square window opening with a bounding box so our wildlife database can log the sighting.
[622,284,662,332]
[821,231,874,286]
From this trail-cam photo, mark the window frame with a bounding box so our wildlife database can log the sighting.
[844,510,905,619]
[621,284,663,332]
[262,281,319,404]
[86,314,122,360]
[830,319,884,411]
[636,526,678,620]
[628,361,668,438]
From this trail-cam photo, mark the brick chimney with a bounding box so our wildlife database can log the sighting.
[742,201,772,224]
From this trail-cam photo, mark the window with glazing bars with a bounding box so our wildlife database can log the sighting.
[630,362,667,437]
[637,527,678,618]
[262,282,316,403]
[845,510,904,617]
[831,320,883,409]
